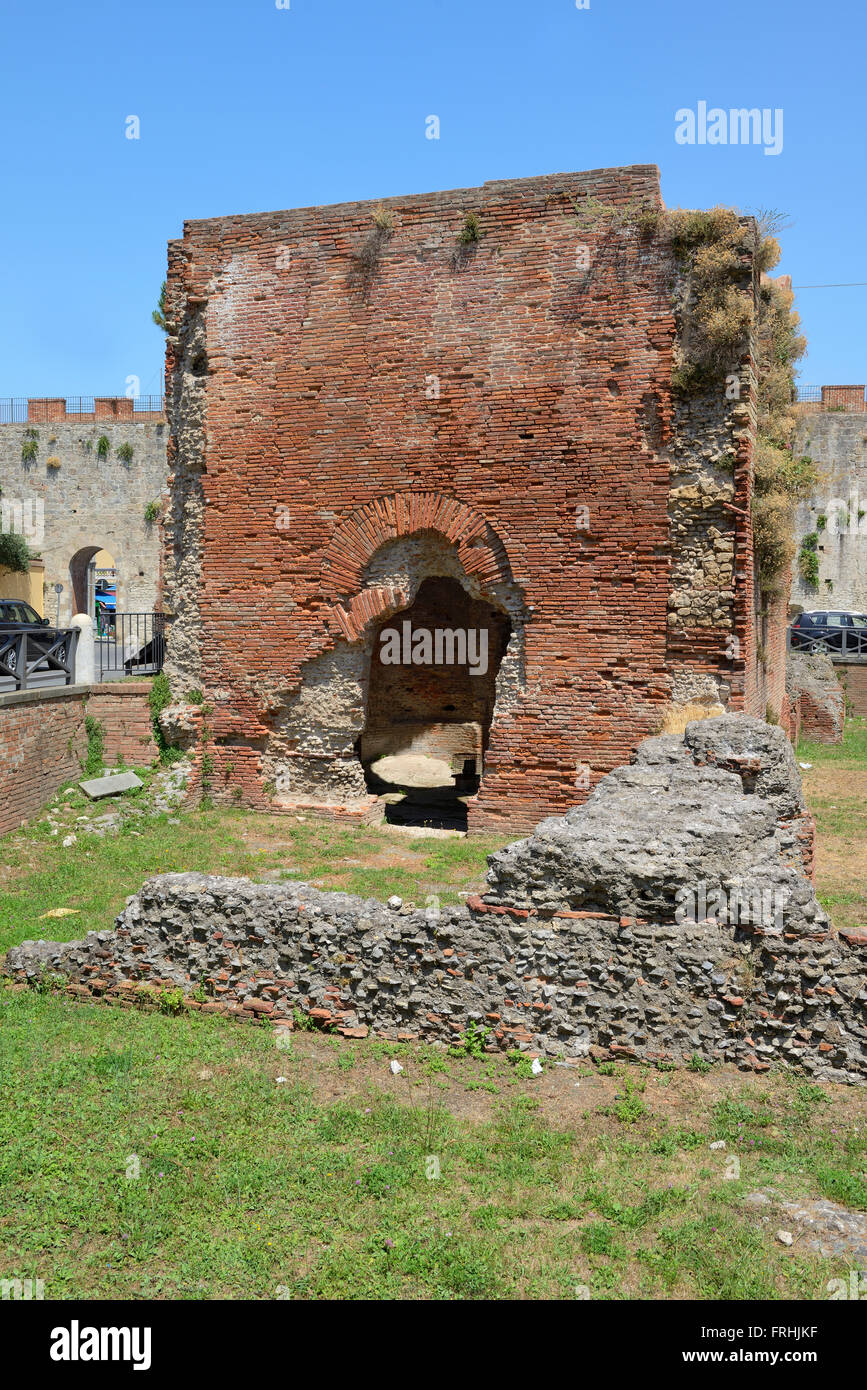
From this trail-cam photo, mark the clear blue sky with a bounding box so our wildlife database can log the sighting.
[0,0,864,398]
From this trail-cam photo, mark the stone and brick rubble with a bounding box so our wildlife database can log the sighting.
[6,718,865,1082]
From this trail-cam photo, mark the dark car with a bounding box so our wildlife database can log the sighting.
[0,600,70,675]
[789,610,867,657]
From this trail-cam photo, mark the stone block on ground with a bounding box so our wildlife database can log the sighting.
[79,772,143,800]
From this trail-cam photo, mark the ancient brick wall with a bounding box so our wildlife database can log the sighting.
[833,662,867,718]
[162,167,760,831]
[0,684,156,835]
[85,682,158,766]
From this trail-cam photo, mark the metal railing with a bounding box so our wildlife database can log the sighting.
[0,627,80,691]
[0,396,165,423]
[793,385,867,410]
[96,612,170,681]
[790,628,867,660]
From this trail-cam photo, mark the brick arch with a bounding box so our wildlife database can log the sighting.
[323,491,516,642]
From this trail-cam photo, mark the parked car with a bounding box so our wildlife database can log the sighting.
[789,610,867,656]
[0,600,69,674]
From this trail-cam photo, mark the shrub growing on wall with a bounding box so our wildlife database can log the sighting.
[0,531,30,573]
[798,532,820,588]
[148,671,172,759]
[638,203,816,597]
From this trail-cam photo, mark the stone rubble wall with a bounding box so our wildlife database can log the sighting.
[6,717,865,1083]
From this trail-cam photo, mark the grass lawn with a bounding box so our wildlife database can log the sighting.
[0,772,509,956]
[0,989,863,1300]
[798,716,867,934]
[0,727,864,1300]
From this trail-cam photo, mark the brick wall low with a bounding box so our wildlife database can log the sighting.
[85,683,157,766]
[834,663,867,718]
[0,683,157,836]
[0,688,88,836]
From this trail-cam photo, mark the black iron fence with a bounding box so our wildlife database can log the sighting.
[96,612,170,681]
[0,627,79,691]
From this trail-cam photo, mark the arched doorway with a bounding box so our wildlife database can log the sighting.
[359,575,512,829]
[70,546,116,626]
[260,494,527,832]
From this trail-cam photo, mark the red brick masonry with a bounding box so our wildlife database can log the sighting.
[163,165,767,831]
[0,684,156,836]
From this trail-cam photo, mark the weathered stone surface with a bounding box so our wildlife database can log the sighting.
[791,408,867,613]
[745,1191,867,1267]
[485,718,816,918]
[7,717,865,1082]
[79,772,143,799]
[158,703,201,752]
[786,652,845,744]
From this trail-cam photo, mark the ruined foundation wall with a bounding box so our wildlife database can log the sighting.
[8,719,864,1082]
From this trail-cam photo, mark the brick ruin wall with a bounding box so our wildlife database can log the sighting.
[0,684,156,836]
[160,166,773,832]
[0,415,168,626]
[786,654,846,745]
[7,720,864,1083]
[835,662,867,718]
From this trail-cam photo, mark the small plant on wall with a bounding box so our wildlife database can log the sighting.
[46,455,61,470]
[353,205,395,300]
[21,429,38,463]
[453,211,483,269]
[457,212,482,245]
[144,500,159,524]
[798,532,820,588]
[96,435,110,459]
[117,442,134,464]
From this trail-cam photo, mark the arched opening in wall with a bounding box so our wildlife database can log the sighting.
[359,576,512,831]
[70,546,116,628]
